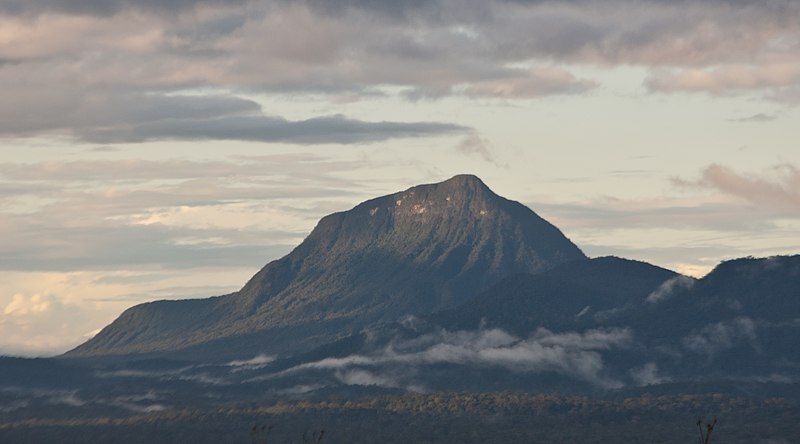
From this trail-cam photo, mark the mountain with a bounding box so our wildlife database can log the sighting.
[67,174,586,359]
[64,175,800,392]
[12,176,800,442]
[431,256,678,335]
[11,176,800,443]
[262,255,800,393]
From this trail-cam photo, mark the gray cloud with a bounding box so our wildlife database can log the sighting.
[0,154,364,182]
[455,134,502,165]
[8,0,796,145]
[0,93,259,135]
[88,114,468,144]
[0,90,466,144]
[0,0,248,16]
[727,113,778,123]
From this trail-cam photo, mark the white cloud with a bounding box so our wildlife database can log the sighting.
[646,275,695,303]
[274,327,633,389]
[3,293,55,316]
[227,353,275,371]
[334,369,403,389]
[0,291,106,356]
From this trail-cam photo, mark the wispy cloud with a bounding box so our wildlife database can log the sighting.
[269,327,633,389]
[683,317,760,356]
[0,154,382,272]
[646,275,695,303]
[727,113,778,123]
[629,362,671,386]
[674,163,800,212]
[455,134,506,167]
[227,353,275,371]
[647,64,800,98]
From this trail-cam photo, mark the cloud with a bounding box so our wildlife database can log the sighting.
[0,89,466,144]
[0,292,103,356]
[273,327,633,388]
[98,365,227,385]
[92,114,468,145]
[227,353,275,371]
[460,66,597,98]
[0,154,389,272]
[3,93,260,136]
[683,317,760,356]
[647,64,800,95]
[727,113,778,123]
[455,134,501,165]
[646,275,695,303]
[2,0,796,145]
[110,393,168,413]
[334,369,405,389]
[0,387,86,410]
[527,164,800,274]
[3,293,57,315]
[0,400,29,413]
[46,392,85,407]
[0,0,248,16]
[629,362,671,386]
[674,164,800,212]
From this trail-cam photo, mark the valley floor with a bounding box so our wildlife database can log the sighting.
[2,392,798,443]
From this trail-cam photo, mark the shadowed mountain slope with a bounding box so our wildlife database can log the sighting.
[67,175,586,359]
[430,256,679,335]
[244,255,800,394]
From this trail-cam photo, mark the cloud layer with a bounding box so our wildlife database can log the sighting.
[0,89,466,144]
[272,327,633,389]
[2,0,798,143]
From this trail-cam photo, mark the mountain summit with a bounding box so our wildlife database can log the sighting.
[68,175,586,359]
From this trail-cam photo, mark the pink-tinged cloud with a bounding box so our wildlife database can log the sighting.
[461,67,597,98]
[675,164,800,211]
[647,64,800,95]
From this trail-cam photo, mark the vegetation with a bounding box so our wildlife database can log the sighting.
[2,392,798,443]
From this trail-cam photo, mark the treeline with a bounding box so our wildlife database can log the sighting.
[2,392,799,443]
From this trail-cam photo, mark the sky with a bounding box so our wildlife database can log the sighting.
[1,0,799,356]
